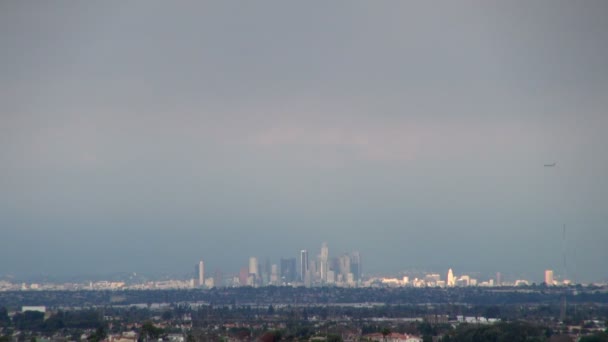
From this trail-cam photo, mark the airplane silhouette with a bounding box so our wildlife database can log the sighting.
[544,163,556,167]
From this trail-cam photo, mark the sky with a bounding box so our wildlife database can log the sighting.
[1,1,607,283]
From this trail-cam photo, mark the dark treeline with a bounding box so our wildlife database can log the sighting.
[1,285,607,309]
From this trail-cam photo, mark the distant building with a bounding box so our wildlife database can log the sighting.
[299,250,309,282]
[320,242,329,282]
[195,260,205,287]
[350,251,362,281]
[270,264,279,284]
[447,268,455,287]
[22,306,46,313]
[339,254,351,280]
[249,257,259,278]
[327,270,335,284]
[214,269,223,288]
[280,257,296,283]
[239,267,249,286]
[545,270,554,285]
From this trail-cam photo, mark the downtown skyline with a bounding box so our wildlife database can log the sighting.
[1,2,607,283]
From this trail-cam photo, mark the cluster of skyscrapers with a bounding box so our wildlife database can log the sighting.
[193,242,362,288]
[191,247,571,289]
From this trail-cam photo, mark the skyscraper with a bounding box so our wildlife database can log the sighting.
[198,260,205,287]
[447,268,455,287]
[270,264,279,284]
[339,254,351,279]
[350,251,362,281]
[249,257,260,278]
[320,242,329,282]
[545,270,554,285]
[280,257,296,283]
[239,267,248,286]
[300,249,309,282]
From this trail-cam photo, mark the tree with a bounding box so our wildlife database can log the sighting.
[327,334,342,342]
[259,331,282,342]
[0,307,9,327]
[161,310,173,321]
[579,332,608,342]
[381,327,391,341]
[87,326,107,342]
[138,321,164,342]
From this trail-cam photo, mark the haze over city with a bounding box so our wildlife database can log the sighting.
[1,1,607,283]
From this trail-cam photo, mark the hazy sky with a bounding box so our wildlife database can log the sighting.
[1,1,607,282]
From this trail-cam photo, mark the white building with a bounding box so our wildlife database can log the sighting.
[249,257,259,278]
[447,268,455,287]
[198,260,205,287]
[545,270,554,285]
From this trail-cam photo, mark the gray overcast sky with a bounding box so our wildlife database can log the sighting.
[1,1,607,282]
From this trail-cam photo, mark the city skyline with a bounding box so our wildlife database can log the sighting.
[1,2,607,283]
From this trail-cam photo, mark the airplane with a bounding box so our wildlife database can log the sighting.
[544,163,557,167]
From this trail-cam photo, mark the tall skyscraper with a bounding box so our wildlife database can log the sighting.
[214,269,223,288]
[249,257,259,278]
[320,242,329,282]
[300,249,309,282]
[270,264,279,284]
[339,254,351,278]
[350,251,362,281]
[239,267,248,286]
[280,257,296,283]
[545,269,554,285]
[198,260,205,287]
[447,268,455,287]
[496,272,502,287]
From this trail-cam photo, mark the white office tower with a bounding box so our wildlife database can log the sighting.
[545,270,554,285]
[447,268,455,287]
[320,242,329,282]
[339,254,351,279]
[327,270,335,284]
[249,257,259,278]
[270,264,279,284]
[198,260,205,287]
[300,249,309,282]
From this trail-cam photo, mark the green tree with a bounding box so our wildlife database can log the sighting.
[87,326,107,342]
[579,332,608,342]
[0,307,10,327]
[138,321,164,342]
[381,327,391,341]
[327,334,342,342]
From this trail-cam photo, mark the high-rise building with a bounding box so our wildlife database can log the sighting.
[320,242,329,282]
[197,260,205,287]
[249,257,259,278]
[447,268,455,287]
[496,272,502,287]
[280,257,296,283]
[239,267,249,286]
[350,252,362,281]
[300,250,309,282]
[545,270,554,285]
[270,264,279,284]
[339,254,351,279]
[214,269,223,288]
